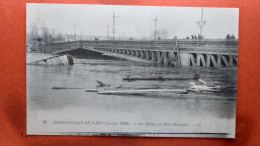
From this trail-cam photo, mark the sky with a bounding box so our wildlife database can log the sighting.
[26,4,239,39]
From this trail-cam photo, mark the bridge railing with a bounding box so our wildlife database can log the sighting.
[44,39,238,53]
[47,39,238,47]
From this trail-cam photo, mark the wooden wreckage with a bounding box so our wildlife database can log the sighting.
[87,80,188,95]
[123,73,200,81]
[29,54,236,100]
[90,79,236,99]
[29,54,74,65]
[98,89,188,95]
[53,77,236,100]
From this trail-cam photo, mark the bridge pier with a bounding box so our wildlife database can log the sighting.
[206,54,210,67]
[136,50,141,58]
[196,53,200,67]
[151,51,155,62]
[146,51,151,60]
[221,55,229,66]
[229,55,234,66]
[140,50,144,58]
[217,55,221,67]
[131,50,135,56]
[210,55,218,67]
[157,51,162,64]
[200,54,206,67]
[190,53,196,67]
[234,56,238,63]
[163,52,169,65]
[144,51,148,60]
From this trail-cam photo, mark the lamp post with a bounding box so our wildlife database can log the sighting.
[197,8,206,39]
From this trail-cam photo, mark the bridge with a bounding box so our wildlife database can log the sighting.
[40,39,238,68]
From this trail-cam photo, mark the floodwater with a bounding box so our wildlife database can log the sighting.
[26,53,237,138]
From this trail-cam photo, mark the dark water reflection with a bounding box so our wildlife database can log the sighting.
[26,53,237,137]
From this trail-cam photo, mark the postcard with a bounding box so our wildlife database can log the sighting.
[26,3,238,138]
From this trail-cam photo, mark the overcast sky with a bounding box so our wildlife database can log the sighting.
[27,4,239,39]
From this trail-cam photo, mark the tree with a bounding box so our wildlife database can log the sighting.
[30,23,39,45]
[41,26,50,44]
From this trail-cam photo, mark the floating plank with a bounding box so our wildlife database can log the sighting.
[98,89,188,95]
[123,75,197,81]
[52,87,83,89]
[142,93,236,101]
[85,89,98,92]
[96,80,109,87]
[30,54,74,65]
[116,85,161,90]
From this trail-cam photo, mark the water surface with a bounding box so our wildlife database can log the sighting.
[26,53,237,138]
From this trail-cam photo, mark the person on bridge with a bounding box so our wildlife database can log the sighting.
[231,34,235,39]
[226,34,231,40]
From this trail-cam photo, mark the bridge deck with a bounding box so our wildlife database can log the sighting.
[46,39,238,68]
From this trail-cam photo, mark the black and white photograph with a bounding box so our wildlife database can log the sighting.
[26,4,239,138]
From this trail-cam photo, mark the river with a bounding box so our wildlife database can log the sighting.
[26,53,237,138]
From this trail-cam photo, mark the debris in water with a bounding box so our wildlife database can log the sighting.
[29,54,74,65]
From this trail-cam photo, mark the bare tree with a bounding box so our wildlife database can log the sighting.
[30,23,39,45]
[41,26,50,44]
